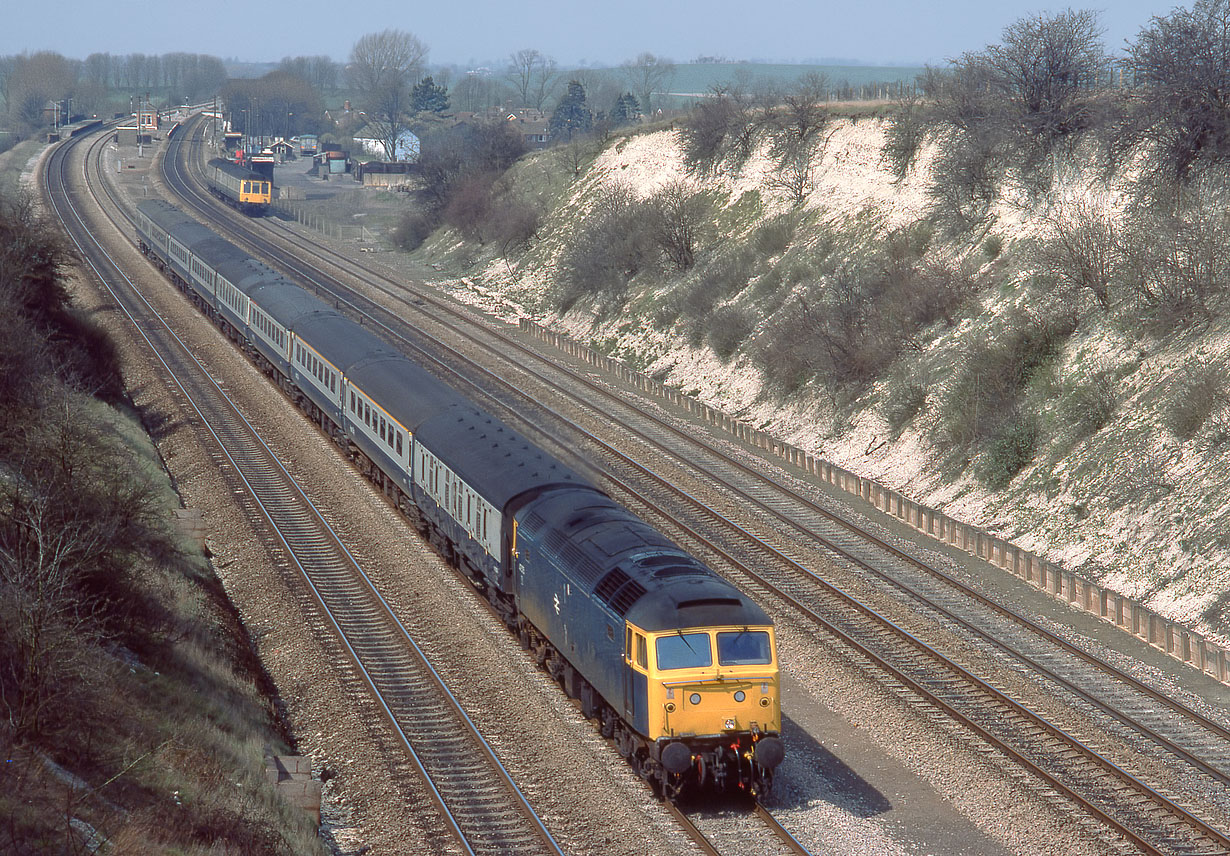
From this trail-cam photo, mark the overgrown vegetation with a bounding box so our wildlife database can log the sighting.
[0,195,321,854]
[404,1,1230,505]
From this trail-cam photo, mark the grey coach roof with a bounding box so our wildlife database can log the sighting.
[346,353,463,432]
[293,312,394,373]
[415,405,592,511]
[249,282,332,329]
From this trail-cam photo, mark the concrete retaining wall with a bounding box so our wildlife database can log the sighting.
[519,319,1230,687]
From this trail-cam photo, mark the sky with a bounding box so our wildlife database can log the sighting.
[4,0,1182,68]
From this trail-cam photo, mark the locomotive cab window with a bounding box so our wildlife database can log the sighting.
[636,634,648,669]
[656,632,713,670]
[717,630,772,666]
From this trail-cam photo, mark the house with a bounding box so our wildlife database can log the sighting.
[504,110,551,148]
[352,125,420,162]
[269,140,295,162]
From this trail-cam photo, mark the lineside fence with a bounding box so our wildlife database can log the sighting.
[519,318,1230,688]
[270,198,382,246]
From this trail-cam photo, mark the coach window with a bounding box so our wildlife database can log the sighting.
[396,433,403,456]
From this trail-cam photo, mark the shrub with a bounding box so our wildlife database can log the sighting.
[443,172,497,242]
[982,234,1004,259]
[975,412,1040,488]
[1164,358,1227,440]
[882,374,929,433]
[928,134,1002,235]
[390,209,436,252]
[1115,182,1230,325]
[938,310,1074,448]
[706,305,755,362]
[753,212,798,257]
[882,96,929,179]
[551,185,657,313]
[1057,370,1118,439]
[488,197,541,253]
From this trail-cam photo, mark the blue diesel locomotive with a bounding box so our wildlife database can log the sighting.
[134,199,784,799]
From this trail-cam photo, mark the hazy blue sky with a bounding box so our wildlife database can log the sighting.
[5,1,1182,68]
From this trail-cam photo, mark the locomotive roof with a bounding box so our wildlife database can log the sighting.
[345,353,462,432]
[518,489,771,632]
[293,312,396,372]
[415,406,593,511]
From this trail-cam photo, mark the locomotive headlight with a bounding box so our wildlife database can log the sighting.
[734,691,746,703]
[689,693,701,706]
[665,702,677,713]
[760,697,772,707]
[724,718,736,730]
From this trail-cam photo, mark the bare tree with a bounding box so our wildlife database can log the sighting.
[1035,193,1118,309]
[348,29,429,160]
[620,52,675,116]
[770,72,829,148]
[648,180,709,270]
[1128,0,1230,180]
[279,55,340,96]
[984,9,1108,150]
[506,48,558,111]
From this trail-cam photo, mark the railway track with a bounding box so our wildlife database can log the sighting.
[46,119,567,856]
[666,801,812,856]
[157,117,1230,852]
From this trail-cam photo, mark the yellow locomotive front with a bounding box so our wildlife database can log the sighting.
[628,621,784,797]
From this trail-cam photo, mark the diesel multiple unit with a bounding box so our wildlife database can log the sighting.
[205,158,271,215]
[134,198,784,799]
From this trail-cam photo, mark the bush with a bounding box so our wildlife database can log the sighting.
[1057,370,1118,439]
[882,96,929,179]
[488,197,541,253]
[882,374,930,433]
[706,305,755,362]
[928,134,1002,235]
[1164,359,1226,440]
[753,212,798,257]
[938,310,1074,448]
[1115,182,1230,325]
[443,172,497,242]
[551,185,657,313]
[975,412,1040,488]
[390,209,436,252]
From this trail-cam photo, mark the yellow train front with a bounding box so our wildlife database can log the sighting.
[511,490,784,802]
[626,618,783,799]
[206,158,271,215]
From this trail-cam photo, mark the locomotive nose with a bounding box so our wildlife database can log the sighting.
[754,736,785,769]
